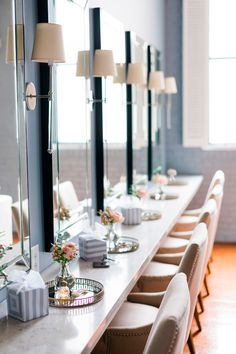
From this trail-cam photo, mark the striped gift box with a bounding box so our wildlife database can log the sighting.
[121,207,142,225]
[7,287,48,322]
[79,234,107,261]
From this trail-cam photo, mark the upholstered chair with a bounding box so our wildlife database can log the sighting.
[56,180,83,216]
[92,273,190,354]
[132,223,208,354]
[183,170,225,217]
[156,198,217,256]
[12,199,29,239]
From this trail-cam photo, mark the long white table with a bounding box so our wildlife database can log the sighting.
[0,176,202,354]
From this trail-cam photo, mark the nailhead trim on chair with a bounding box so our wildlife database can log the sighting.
[167,326,179,354]
[107,329,151,337]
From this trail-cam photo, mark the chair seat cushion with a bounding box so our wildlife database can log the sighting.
[139,262,178,292]
[169,230,193,240]
[109,302,158,330]
[158,236,189,254]
[92,302,159,354]
[173,215,198,232]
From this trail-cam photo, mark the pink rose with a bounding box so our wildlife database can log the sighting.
[152,174,168,185]
[109,210,124,224]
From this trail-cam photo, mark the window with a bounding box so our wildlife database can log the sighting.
[209,0,236,144]
[183,0,236,147]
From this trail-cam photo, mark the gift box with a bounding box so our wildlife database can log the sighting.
[121,207,142,225]
[79,234,107,261]
[7,270,49,322]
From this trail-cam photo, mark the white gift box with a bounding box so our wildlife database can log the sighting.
[7,287,48,322]
[121,207,142,225]
[79,234,107,261]
[7,270,49,322]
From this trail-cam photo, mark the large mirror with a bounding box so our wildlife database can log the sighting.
[48,0,91,242]
[99,9,127,201]
[0,0,30,288]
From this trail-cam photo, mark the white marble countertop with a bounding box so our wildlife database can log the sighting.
[0,176,202,354]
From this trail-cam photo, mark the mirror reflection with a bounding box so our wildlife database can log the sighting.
[100,10,127,200]
[0,0,30,287]
[49,0,91,240]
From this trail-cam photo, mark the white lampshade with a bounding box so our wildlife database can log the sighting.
[148,71,165,93]
[93,49,116,77]
[165,77,177,94]
[113,63,126,84]
[76,50,90,78]
[6,24,24,64]
[127,63,146,86]
[31,23,65,63]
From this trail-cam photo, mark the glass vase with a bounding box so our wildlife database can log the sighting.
[55,262,75,289]
[105,223,119,251]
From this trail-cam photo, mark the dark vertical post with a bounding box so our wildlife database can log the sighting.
[125,31,133,193]
[90,8,104,212]
[37,0,54,251]
[147,45,152,181]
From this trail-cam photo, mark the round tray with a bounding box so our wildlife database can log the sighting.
[108,236,139,254]
[168,179,188,186]
[47,277,104,308]
[150,192,179,201]
[142,210,162,221]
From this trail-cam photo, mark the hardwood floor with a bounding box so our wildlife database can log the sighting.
[184,243,236,354]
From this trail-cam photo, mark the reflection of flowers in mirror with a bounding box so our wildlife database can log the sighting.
[99,207,124,225]
[167,168,177,178]
[0,242,12,258]
[152,174,168,185]
[54,207,71,221]
[129,185,147,199]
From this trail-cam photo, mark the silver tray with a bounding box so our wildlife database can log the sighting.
[142,210,162,221]
[47,277,104,308]
[108,236,139,254]
[150,192,179,201]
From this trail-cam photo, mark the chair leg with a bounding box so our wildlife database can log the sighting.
[194,307,202,333]
[203,274,210,297]
[187,333,196,354]
[207,262,211,275]
[198,292,204,313]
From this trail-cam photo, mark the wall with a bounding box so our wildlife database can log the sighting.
[165,0,235,242]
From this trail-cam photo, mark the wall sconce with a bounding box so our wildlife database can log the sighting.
[165,76,177,129]
[113,63,126,84]
[25,23,65,153]
[92,49,116,103]
[6,24,24,64]
[148,71,165,129]
[126,63,146,105]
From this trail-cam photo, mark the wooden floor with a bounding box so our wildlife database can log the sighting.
[184,243,236,354]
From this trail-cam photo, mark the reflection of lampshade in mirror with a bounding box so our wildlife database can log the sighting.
[76,50,90,78]
[31,23,65,63]
[113,63,126,84]
[148,71,165,93]
[165,77,177,94]
[93,49,116,77]
[6,24,24,64]
[127,63,146,86]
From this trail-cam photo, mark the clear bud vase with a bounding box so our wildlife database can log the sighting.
[105,223,119,251]
[55,262,75,289]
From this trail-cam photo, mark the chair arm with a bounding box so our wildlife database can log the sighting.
[127,291,166,307]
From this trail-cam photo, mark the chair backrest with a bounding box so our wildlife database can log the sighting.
[143,273,190,354]
[12,199,29,238]
[204,170,225,204]
[58,181,79,210]
[177,223,208,341]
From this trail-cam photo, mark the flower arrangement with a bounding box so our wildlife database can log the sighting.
[99,207,124,226]
[54,207,71,221]
[51,242,78,264]
[152,173,168,185]
[167,168,177,181]
[129,185,147,199]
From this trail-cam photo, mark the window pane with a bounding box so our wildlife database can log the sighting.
[209,59,236,144]
[209,0,236,58]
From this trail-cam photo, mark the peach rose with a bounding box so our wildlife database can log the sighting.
[152,174,168,185]
[109,210,125,224]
